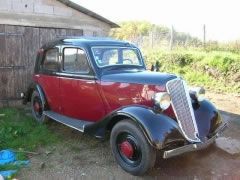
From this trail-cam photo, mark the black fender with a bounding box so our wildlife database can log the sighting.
[23,82,48,110]
[193,100,223,140]
[35,84,47,109]
[85,105,185,149]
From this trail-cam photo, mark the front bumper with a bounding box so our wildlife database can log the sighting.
[163,122,228,159]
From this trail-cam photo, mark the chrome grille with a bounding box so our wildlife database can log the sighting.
[166,78,200,142]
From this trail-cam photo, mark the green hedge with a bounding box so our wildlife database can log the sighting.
[144,49,240,93]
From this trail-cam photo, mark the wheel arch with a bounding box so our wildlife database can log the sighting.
[35,84,47,109]
[85,105,185,149]
[106,115,130,131]
[24,82,48,110]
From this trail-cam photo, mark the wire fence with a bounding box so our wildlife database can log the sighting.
[123,28,240,52]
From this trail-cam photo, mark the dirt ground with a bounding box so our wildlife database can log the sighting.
[18,92,240,180]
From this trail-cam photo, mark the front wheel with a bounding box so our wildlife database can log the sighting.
[31,90,48,123]
[110,119,156,176]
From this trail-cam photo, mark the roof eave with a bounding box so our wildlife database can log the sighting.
[57,0,120,28]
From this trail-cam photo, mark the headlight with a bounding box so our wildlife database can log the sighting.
[189,87,205,102]
[153,92,171,110]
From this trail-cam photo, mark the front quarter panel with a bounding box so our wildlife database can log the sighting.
[85,106,184,149]
[99,81,164,113]
[118,106,185,149]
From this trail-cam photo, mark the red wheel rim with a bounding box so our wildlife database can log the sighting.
[116,133,142,167]
[32,96,43,118]
[120,141,134,158]
[34,102,40,112]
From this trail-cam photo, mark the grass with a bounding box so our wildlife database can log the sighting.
[144,49,240,93]
[0,108,59,172]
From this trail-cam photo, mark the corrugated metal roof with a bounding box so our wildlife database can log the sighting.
[57,0,119,28]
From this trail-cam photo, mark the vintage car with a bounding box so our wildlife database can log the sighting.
[23,37,227,176]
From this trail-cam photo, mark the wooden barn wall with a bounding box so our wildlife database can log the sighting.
[0,24,84,106]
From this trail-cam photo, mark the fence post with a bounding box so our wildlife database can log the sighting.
[203,24,206,50]
[169,25,174,50]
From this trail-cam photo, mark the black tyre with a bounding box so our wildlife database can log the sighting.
[110,119,156,176]
[31,90,48,123]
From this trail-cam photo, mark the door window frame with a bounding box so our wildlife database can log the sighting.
[59,46,96,80]
[40,47,60,75]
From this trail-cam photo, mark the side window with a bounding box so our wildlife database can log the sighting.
[63,48,90,74]
[42,49,59,72]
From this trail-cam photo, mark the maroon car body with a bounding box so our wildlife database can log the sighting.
[23,37,227,176]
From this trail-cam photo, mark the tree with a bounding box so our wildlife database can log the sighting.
[110,21,201,48]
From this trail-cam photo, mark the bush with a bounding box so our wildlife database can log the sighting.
[143,49,240,93]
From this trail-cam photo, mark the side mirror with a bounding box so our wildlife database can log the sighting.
[150,64,155,71]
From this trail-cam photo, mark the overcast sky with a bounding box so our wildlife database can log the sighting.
[72,0,240,42]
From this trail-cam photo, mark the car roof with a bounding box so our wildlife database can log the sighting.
[41,37,137,49]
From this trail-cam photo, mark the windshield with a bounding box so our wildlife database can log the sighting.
[92,47,143,68]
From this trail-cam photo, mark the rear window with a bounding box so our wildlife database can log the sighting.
[42,49,59,72]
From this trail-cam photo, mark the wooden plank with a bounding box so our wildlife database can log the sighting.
[55,28,67,38]
[0,25,5,66]
[0,69,15,99]
[30,28,40,67]
[5,25,25,35]
[21,27,38,95]
[74,29,84,36]
[5,35,22,66]
[66,29,83,36]
[39,28,56,47]
[4,25,23,66]
[0,25,26,101]
[23,27,38,92]
[0,24,5,33]
[22,26,30,67]
[0,68,27,100]
[13,68,26,98]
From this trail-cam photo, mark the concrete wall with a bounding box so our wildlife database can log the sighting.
[0,0,112,36]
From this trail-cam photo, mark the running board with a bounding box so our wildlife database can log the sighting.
[44,111,93,132]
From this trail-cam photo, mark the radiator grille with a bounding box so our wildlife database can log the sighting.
[166,78,200,142]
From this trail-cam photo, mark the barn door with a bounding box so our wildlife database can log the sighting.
[0,25,26,105]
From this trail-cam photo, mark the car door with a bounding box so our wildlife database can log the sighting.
[58,47,106,122]
[37,48,61,113]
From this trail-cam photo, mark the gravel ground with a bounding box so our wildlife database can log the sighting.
[18,92,240,179]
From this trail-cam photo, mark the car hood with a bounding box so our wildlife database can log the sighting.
[101,70,177,86]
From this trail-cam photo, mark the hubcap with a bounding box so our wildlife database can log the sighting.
[120,141,134,158]
[116,133,142,167]
[34,102,40,112]
[33,96,43,118]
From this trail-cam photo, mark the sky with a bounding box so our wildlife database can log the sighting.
[71,0,240,42]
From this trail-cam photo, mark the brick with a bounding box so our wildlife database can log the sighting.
[12,2,34,13]
[53,6,72,17]
[11,0,21,3]
[34,4,53,15]
[0,1,11,11]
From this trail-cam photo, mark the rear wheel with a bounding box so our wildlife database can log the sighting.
[31,90,48,123]
[110,119,156,176]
